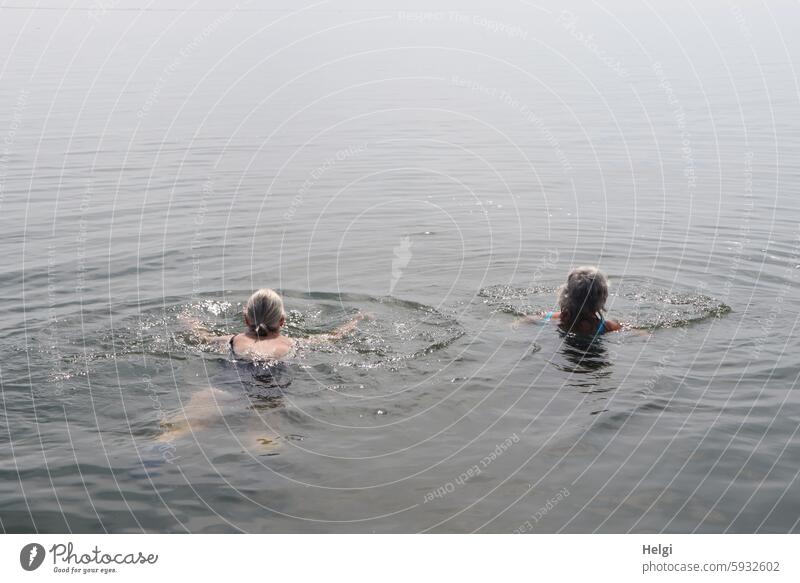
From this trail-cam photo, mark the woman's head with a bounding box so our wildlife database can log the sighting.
[558,266,609,322]
[244,288,285,336]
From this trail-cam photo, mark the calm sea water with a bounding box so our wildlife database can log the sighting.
[1,0,799,533]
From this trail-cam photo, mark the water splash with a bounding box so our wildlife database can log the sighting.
[479,279,730,329]
[40,291,465,382]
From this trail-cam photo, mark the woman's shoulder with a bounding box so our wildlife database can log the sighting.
[266,337,296,360]
[232,334,295,360]
[230,332,248,349]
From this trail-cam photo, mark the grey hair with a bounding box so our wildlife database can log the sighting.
[244,288,284,337]
[558,266,609,324]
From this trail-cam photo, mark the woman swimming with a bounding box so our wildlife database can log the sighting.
[518,266,621,335]
[156,289,367,445]
[190,287,367,360]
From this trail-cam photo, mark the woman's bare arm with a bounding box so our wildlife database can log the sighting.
[302,313,369,345]
[329,312,368,338]
[620,322,652,336]
[511,311,557,330]
[182,316,233,348]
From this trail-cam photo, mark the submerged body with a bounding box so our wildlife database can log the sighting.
[158,289,366,444]
[543,310,621,335]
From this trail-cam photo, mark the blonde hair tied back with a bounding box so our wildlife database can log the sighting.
[558,266,609,324]
[244,288,284,337]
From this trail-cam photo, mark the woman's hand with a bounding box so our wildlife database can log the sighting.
[511,314,539,330]
[180,314,204,330]
[181,314,231,346]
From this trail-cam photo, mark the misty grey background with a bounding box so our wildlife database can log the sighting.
[1,0,799,532]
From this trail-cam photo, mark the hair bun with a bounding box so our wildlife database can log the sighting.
[245,289,285,337]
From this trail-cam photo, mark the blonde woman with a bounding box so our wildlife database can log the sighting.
[192,288,366,360]
[156,289,366,445]
[519,266,621,335]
